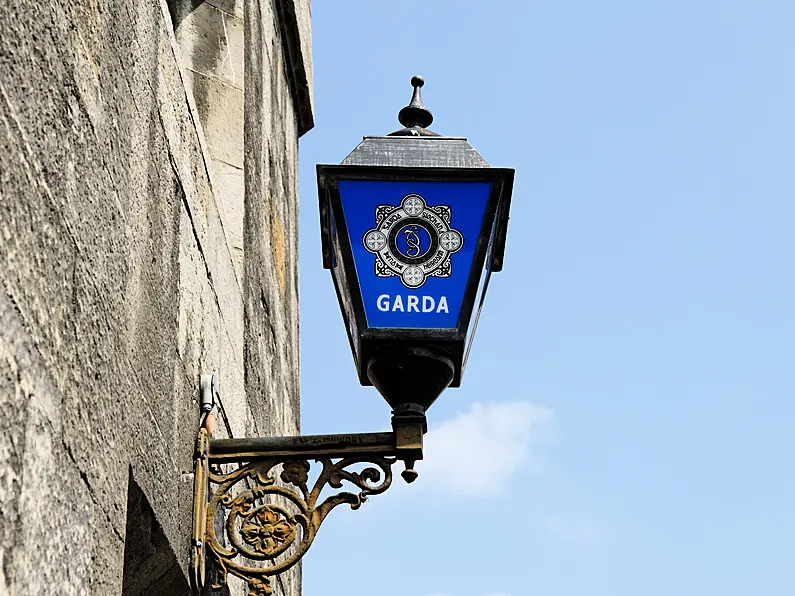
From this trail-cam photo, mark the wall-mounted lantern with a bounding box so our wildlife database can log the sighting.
[317,75,514,422]
[191,76,514,596]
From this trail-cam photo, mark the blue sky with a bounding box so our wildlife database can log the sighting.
[297,2,795,595]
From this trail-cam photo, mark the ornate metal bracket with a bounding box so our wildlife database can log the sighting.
[190,414,425,595]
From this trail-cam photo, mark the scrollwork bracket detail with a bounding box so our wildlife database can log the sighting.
[190,425,423,595]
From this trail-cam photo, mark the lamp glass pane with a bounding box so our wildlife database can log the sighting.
[338,179,491,329]
[463,214,498,367]
[329,207,359,359]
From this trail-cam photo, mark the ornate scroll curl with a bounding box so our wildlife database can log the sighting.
[204,456,396,595]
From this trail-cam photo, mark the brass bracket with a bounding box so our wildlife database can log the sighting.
[190,418,424,595]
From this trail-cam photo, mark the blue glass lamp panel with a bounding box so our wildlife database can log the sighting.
[338,179,492,329]
[463,215,498,368]
[329,208,359,358]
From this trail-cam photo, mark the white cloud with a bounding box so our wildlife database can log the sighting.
[416,401,553,498]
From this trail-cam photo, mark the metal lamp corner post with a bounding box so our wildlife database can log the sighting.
[190,76,515,596]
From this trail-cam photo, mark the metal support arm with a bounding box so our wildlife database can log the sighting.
[190,417,425,595]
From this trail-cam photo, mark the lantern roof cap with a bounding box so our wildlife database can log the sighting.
[341,136,490,168]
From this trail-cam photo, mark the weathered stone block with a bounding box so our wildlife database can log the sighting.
[186,73,244,167]
[177,1,245,90]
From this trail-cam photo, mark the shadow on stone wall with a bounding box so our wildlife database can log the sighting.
[122,470,192,596]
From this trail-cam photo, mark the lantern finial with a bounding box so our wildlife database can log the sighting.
[397,75,434,130]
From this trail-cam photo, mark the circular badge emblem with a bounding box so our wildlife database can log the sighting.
[363,193,463,288]
[389,219,437,265]
[394,222,433,260]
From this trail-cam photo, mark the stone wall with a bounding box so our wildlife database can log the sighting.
[0,0,312,594]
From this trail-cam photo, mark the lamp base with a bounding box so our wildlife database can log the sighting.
[366,346,455,412]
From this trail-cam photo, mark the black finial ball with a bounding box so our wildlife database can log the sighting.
[394,74,434,132]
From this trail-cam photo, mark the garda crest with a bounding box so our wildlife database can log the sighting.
[362,193,464,288]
